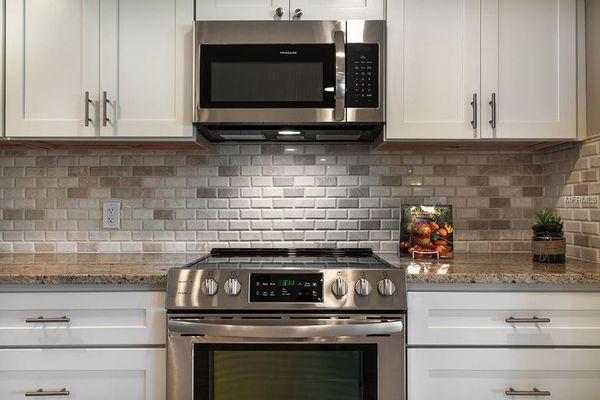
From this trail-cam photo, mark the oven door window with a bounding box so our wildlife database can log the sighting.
[199,44,336,108]
[194,344,377,400]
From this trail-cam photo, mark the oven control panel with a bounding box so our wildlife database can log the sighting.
[346,43,379,109]
[250,273,324,303]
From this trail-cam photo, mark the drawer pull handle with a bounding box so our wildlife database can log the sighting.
[505,317,551,324]
[25,316,71,324]
[505,388,551,396]
[25,388,70,397]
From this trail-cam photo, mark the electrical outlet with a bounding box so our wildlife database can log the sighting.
[103,201,121,229]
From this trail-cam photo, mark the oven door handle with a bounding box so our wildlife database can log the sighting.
[168,319,403,338]
[334,29,346,122]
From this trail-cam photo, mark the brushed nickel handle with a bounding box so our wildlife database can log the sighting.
[505,316,551,324]
[489,92,497,129]
[25,388,70,397]
[102,91,110,127]
[505,388,551,396]
[293,8,303,19]
[25,316,70,324]
[84,91,93,127]
[470,93,477,130]
[275,7,284,17]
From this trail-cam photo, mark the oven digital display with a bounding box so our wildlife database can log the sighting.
[250,273,323,303]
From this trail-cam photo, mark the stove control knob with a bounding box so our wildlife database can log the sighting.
[354,278,372,296]
[331,277,348,297]
[378,278,396,296]
[201,278,218,296]
[224,278,242,296]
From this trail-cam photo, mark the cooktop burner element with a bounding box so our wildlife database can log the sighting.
[166,248,406,312]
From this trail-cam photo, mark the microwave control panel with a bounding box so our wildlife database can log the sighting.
[250,273,324,303]
[346,43,379,108]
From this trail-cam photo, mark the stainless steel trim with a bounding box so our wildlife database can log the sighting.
[505,316,551,324]
[84,92,92,127]
[25,316,70,324]
[470,93,477,129]
[334,30,346,122]
[505,388,551,396]
[489,92,497,129]
[102,91,110,127]
[25,389,70,397]
[168,318,403,338]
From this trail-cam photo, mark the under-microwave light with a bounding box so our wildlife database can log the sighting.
[278,130,302,136]
[324,87,335,92]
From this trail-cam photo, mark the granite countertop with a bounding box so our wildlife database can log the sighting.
[1,252,600,286]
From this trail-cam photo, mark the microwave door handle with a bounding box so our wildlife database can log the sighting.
[334,30,346,122]
[168,319,403,339]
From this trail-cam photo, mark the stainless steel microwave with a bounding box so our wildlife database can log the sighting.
[193,20,385,142]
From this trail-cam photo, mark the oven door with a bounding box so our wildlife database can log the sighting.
[167,315,405,400]
[194,21,346,124]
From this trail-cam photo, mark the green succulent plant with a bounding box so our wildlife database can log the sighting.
[532,209,564,233]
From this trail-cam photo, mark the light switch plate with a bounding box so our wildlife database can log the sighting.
[103,201,121,229]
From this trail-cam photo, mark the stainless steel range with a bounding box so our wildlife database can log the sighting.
[166,248,406,400]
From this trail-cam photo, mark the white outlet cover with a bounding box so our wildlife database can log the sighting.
[103,201,121,229]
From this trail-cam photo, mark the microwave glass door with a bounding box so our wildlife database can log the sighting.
[199,44,336,108]
[193,344,377,400]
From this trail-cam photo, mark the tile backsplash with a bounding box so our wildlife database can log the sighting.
[0,143,552,255]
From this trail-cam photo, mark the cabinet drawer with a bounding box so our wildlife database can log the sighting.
[0,348,165,400]
[408,292,600,346]
[0,292,165,346]
[409,348,600,400]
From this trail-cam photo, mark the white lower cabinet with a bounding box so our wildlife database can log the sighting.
[409,348,600,400]
[0,348,165,400]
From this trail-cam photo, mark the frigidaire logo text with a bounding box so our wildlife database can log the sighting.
[280,51,298,55]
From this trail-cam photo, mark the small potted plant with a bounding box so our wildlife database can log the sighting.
[531,209,566,263]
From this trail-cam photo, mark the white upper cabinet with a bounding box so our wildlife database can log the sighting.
[290,0,385,20]
[1,0,4,138]
[5,0,100,138]
[100,0,194,138]
[386,0,481,140]
[196,0,289,20]
[481,0,577,140]
[195,0,384,20]
[386,0,578,141]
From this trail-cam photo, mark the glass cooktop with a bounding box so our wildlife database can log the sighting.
[183,248,397,270]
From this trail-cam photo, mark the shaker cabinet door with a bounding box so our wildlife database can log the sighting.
[386,0,481,140]
[196,0,289,20]
[481,0,577,140]
[5,0,100,138]
[99,0,194,138]
[290,0,385,20]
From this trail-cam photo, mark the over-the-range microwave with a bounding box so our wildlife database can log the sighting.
[193,20,385,142]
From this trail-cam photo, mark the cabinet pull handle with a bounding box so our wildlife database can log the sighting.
[275,7,284,18]
[489,92,497,128]
[470,93,477,130]
[25,316,71,324]
[505,388,551,396]
[25,388,70,397]
[505,316,551,324]
[84,91,93,127]
[293,8,303,19]
[102,91,111,127]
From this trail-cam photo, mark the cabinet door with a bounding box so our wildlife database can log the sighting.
[290,0,385,20]
[481,0,577,139]
[409,348,600,400]
[196,0,289,20]
[0,0,4,138]
[99,0,194,138]
[0,349,165,400]
[5,0,100,138]
[386,0,480,140]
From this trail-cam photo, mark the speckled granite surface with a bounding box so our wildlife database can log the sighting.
[378,253,600,285]
[1,252,600,286]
